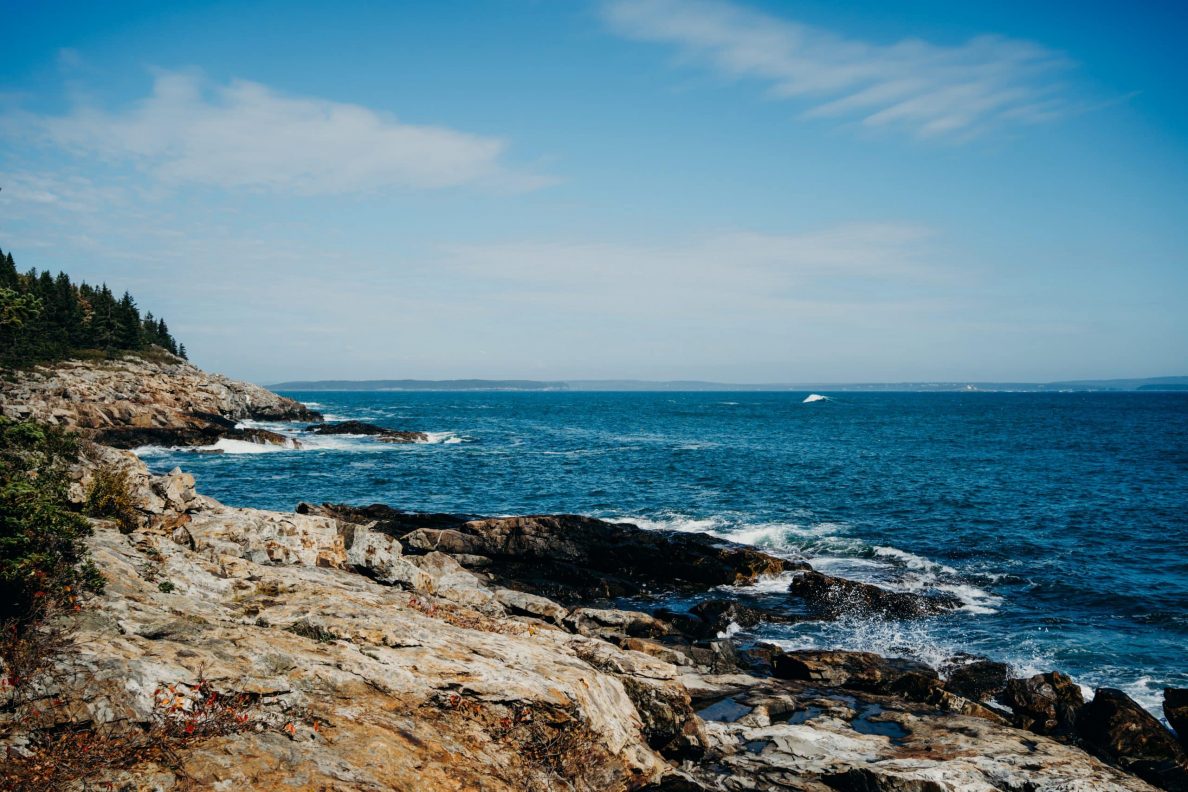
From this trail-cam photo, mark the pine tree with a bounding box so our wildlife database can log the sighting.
[0,247,186,368]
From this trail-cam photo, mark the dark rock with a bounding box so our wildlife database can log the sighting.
[94,422,296,450]
[685,599,801,639]
[787,570,962,619]
[94,425,225,448]
[1167,689,1188,751]
[297,502,476,535]
[770,649,939,695]
[397,514,787,601]
[1077,687,1188,791]
[998,671,1085,736]
[306,420,427,443]
[237,427,295,447]
[943,657,1009,702]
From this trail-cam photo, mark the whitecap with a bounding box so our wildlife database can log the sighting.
[203,438,298,454]
[419,431,465,444]
[803,394,828,403]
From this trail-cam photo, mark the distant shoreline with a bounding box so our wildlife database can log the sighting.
[269,376,1188,393]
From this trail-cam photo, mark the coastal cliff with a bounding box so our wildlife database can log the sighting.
[0,353,320,448]
[2,358,1186,791]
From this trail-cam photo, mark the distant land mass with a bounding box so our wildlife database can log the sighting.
[269,376,1188,392]
[268,378,569,391]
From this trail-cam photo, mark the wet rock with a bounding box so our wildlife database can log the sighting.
[1167,689,1188,750]
[770,649,939,695]
[787,570,962,619]
[1077,688,1188,791]
[305,420,428,443]
[942,656,1009,702]
[998,671,1085,736]
[297,502,476,535]
[400,514,787,600]
[687,599,799,639]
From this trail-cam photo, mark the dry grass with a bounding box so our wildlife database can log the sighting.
[84,465,140,534]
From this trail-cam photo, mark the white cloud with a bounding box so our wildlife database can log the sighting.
[10,70,549,194]
[602,0,1072,138]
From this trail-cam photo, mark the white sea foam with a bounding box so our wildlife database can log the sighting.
[131,445,170,458]
[419,431,465,444]
[873,546,959,575]
[206,438,297,454]
[803,394,828,403]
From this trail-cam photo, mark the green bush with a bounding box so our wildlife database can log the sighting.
[85,465,140,534]
[0,418,104,623]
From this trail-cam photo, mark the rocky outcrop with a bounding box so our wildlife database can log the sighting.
[306,420,428,443]
[787,569,963,618]
[0,354,319,447]
[2,447,1165,790]
[1077,688,1188,792]
[315,506,789,601]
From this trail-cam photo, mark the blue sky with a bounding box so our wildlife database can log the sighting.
[1,0,1185,383]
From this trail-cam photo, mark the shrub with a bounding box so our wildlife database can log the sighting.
[84,464,140,533]
[0,418,103,625]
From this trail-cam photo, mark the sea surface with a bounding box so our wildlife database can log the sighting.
[137,391,1188,718]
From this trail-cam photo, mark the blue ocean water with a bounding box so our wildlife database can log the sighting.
[138,391,1188,716]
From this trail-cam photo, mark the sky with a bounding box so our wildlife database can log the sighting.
[1,0,1185,384]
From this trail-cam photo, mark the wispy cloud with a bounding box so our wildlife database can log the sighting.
[5,70,550,194]
[602,0,1073,139]
[440,222,940,319]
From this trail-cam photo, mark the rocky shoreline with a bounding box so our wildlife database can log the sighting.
[2,355,1187,790]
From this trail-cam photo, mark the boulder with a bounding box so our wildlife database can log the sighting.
[943,656,1009,702]
[1077,687,1188,791]
[770,649,939,695]
[787,570,962,619]
[998,671,1085,736]
[1167,688,1188,750]
[340,521,433,591]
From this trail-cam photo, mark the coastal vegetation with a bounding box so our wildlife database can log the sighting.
[0,417,103,625]
[0,246,185,370]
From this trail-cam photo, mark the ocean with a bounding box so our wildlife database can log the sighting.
[137,390,1188,718]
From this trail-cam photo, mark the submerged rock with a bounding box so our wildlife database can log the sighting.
[306,420,428,443]
[787,569,962,619]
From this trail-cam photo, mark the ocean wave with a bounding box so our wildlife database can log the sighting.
[419,431,465,445]
[803,394,828,403]
[205,438,299,454]
[620,511,1001,615]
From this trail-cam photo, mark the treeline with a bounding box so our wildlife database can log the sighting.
[0,246,186,369]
